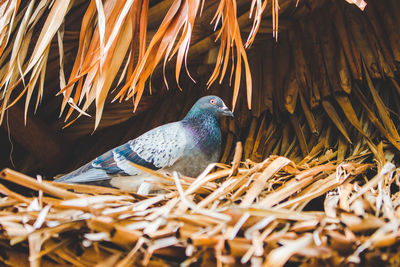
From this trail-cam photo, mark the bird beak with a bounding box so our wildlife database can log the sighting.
[220,104,234,117]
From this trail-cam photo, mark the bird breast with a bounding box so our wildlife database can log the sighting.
[165,146,220,177]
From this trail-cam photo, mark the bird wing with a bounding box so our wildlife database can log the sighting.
[55,122,187,183]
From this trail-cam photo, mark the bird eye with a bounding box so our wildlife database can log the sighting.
[209,98,216,105]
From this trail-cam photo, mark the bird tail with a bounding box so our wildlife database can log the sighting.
[54,162,111,183]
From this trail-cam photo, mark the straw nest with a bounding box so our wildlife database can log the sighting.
[0,143,399,267]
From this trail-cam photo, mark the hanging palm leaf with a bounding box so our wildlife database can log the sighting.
[0,0,367,129]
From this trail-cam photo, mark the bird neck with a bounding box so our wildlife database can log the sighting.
[182,113,221,154]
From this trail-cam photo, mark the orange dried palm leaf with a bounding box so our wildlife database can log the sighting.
[208,0,252,110]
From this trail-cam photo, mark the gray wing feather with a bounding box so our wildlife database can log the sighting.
[55,162,111,183]
[130,122,187,168]
[55,122,187,184]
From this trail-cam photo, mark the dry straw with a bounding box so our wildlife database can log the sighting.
[1,143,399,266]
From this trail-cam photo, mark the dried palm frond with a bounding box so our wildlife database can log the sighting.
[0,0,21,59]
[0,0,368,129]
[207,0,252,111]
[1,141,398,266]
[344,0,367,10]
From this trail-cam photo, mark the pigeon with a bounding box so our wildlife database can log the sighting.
[55,95,233,192]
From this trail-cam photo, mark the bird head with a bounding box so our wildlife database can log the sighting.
[185,95,234,120]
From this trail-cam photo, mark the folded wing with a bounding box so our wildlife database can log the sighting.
[55,122,187,183]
